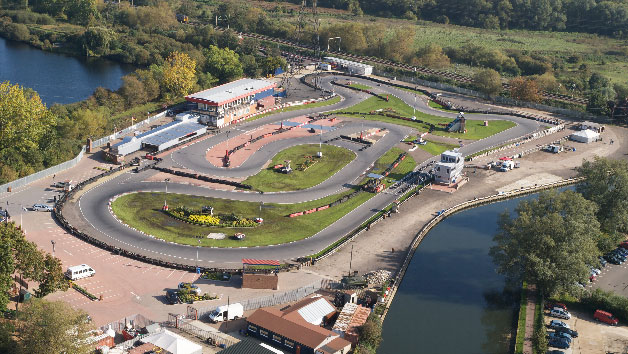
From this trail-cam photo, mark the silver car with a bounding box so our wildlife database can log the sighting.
[32,204,53,212]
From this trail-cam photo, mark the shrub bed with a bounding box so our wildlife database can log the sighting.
[167,207,258,228]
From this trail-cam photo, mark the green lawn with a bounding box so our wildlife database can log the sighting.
[419,140,460,155]
[348,83,372,90]
[111,189,375,248]
[371,147,416,181]
[333,95,515,140]
[242,144,355,192]
[428,100,459,113]
[515,281,528,354]
[250,95,341,121]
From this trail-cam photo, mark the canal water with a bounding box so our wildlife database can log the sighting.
[0,37,134,105]
[379,194,539,354]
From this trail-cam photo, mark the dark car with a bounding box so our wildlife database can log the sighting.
[548,337,570,349]
[547,351,565,354]
[555,326,579,338]
[548,320,569,330]
[548,331,572,343]
[166,289,181,305]
[604,254,622,265]
[616,247,628,256]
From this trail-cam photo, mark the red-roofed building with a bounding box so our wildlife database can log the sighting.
[246,297,351,354]
[186,78,276,127]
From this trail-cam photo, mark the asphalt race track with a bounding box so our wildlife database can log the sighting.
[71,75,540,267]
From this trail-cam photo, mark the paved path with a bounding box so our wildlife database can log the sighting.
[523,283,537,354]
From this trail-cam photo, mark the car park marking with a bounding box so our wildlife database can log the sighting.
[63,250,73,256]
[166,270,176,278]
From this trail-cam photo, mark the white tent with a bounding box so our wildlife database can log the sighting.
[570,129,600,143]
[140,330,202,354]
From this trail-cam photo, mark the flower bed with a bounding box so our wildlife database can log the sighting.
[70,281,99,301]
[201,271,232,282]
[167,207,258,227]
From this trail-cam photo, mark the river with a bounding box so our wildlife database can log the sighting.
[379,194,541,354]
[0,37,134,106]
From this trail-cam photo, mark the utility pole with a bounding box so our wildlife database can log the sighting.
[349,245,354,276]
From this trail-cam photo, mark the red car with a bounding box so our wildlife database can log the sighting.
[545,302,568,311]
[619,241,628,250]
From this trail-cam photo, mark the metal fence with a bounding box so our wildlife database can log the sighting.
[193,279,339,321]
[0,110,168,193]
[373,68,606,121]
[173,319,237,348]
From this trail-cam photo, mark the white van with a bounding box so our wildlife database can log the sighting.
[209,303,243,322]
[65,264,95,280]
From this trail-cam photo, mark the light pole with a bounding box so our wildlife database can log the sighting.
[327,37,341,52]
[196,238,201,269]
[51,240,56,257]
[318,125,323,158]
[163,178,170,210]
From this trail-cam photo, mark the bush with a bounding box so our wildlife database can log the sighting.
[581,288,628,323]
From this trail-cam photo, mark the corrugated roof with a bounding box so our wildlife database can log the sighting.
[186,78,275,105]
[217,338,282,354]
[242,259,280,266]
[143,121,206,147]
[295,298,336,326]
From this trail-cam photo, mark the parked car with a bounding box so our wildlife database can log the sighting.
[555,326,578,338]
[547,350,565,354]
[589,274,596,282]
[178,282,201,295]
[590,267,601,275]
[548,320,569,330]
[550,308,571,320]
[32,204,53,212]
[545,302,568,311]
[166,289,181,305]
[598,257,608,267]
[615,247,628,256]
[594,309,618,325]
[619,241,628,250]
[610,251,627,262]
[548,331,572,343]
[548,337,570,349]
[604,254,623,265]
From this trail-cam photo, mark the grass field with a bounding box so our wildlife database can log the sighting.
[111,189,375,248]
[334,95,515,140]
[250,95,341,122]
[419,140,460,155]
[242,144,355,192]
[371,147,416,181]
[348,83,372,91]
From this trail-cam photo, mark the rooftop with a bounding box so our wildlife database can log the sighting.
[324,57,373,69]
[186,78,275,106]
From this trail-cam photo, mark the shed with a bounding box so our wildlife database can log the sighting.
[570,129,600,143]
[140,329,202,354]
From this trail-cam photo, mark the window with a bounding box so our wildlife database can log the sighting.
[248,325,257,333]
[260,329,268,337]
[285,340,294,348]
[273,335,281,343]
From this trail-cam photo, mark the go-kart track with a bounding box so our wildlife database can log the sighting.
[70,75,541,267]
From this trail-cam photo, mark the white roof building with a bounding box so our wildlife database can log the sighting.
[140,329,202,354]
[324,57,373,76]
[570,129,600,143]
[185,78,276,106]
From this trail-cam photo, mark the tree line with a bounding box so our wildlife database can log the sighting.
[289,0,628,37]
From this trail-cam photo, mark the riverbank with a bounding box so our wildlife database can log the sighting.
[306,124,626,281]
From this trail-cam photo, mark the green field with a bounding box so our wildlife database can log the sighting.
[334,95,515,140]
[371,147,416,181]
[250,95,341,121]
[242,144,355,192]
[348,83,372,91]
[111,190,374,247]
[419,140,460,155]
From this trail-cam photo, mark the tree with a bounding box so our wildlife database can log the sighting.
[0,222,68,310]
[509,76,541,102]
[413,44,450,69]
[66,0,98,26]
[577,157,628,236]
[532,323,548,353]
[0,81,56,156]
[490,190,600,295]
[534,72,560,92]
[120,74,148,108]
[358,314,383,352]
[203,45,243,83]
[473,69,502,96]
[83,27,113,57]
[16,299,93,354]
[162,51,197,98]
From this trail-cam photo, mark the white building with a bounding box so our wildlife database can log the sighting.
[324,57,373,76]
[434,150,464,185]
[112,113,207,156]
[570,129,600,143]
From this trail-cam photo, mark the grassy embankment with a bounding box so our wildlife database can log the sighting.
[242,144,355,192]
[111,146,415,248]
[333,95,515,140]
[403,135,459,155]
[348,83,372,91]
[249,95,341,122]
[514,281,528,354]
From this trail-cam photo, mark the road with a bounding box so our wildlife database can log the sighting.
[65,74,541,267]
